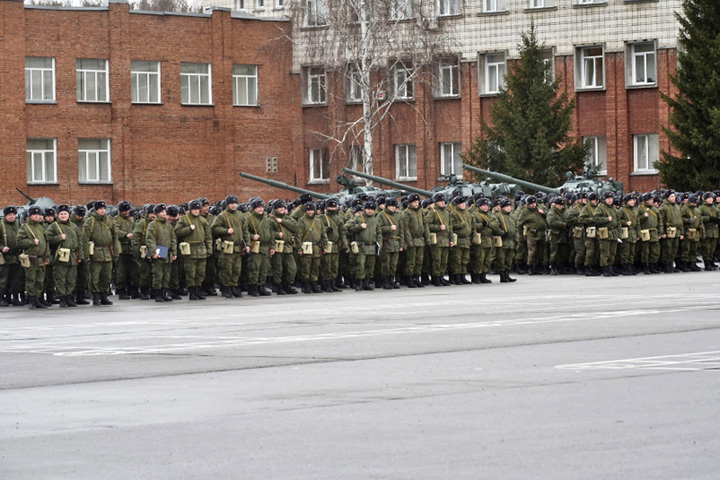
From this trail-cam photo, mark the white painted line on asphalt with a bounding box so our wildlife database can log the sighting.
[556,351,720,372]
[1,303,716,357]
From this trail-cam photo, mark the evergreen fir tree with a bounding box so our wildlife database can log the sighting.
[658,0,720,190]
[463,25,585,188]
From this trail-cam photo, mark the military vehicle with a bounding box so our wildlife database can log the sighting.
[462,165,625,197]
[238,171,403,204]
[342,168,516,200]
[3,188,56,220]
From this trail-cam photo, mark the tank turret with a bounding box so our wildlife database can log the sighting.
[462,165,562,195]
[238,172,331,200]
[342,168,435,197]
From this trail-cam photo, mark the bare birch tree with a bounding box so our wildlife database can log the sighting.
[288,0,456,180]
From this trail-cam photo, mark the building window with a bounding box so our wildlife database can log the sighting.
[395,144,417,180]
[480,52,506,95]
[233,64,258,106]
[436,57,460,97]
[392,61,414,100]
[181,63,212,105]
[391,0,413,19]
[78,139,112,184]
[578,0,602,4]
[583,136,607,174]
[25,57,55,103]
[346,64,363,103]
[236,0,244,9]
[528,0,554,7]
[633,134,659,173]
[276,0,283,7]
[629,42,656,86]
[483,0,506,12]
[305,0,327,27]
[131,60,161,104]
[303,66,327,105]
[541,48,555,82]
[438,0,461,16]
[26,139,57,184]
[349,145,368,182]
[309,148,330,182]
[577,46,604,89]
[440,143,462,178]
[76,58,109,102]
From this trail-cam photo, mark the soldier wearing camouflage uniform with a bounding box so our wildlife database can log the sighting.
[16,206,50,309]
[699,192,719,270]
[175,199,212,300]
[0,206,23,307]
[47,204,83,307]
[212,195,249,299]
[83,200,120,306]
[400,193,427,288]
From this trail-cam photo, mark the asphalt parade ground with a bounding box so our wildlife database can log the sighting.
[1,272,719,479]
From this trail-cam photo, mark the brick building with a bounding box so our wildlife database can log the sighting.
[1,0,682,207]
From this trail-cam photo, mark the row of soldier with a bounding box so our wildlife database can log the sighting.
[1,187,718,308]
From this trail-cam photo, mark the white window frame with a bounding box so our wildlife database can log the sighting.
[392,61,414,100]
[483,0,506,13]
[577,46,605,90]
[76,58,109,103]
[633,134,659,173]
[131,60,161,104]
[181,63,212,105]
[437,57,460,98]
[78,139,112,184]
[438,0,461,16]
[233,64,259,106]
[26,139,57,185]
[440,142,463,178]
[303,66,327,105]
[304,0,327,27]
[583,136,607,175]
[309,147,330,183]
[25,57,56,103]
[390,0,413,20]
[578,0,602,4]
[236,0,245,9]
[346,64,363,103]
[395,144,417,181]
[629,42,657,87]
[480,52,506,95]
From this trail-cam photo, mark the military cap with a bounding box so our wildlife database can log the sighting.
[144,204,156,216]
[95,200,107,210]
[476,198,489,207]
[401,200,409,209]
[3,206,18,216]
[665,190,676,199]
[386,197,399,207]
[376,196,386,206]
[118,201,132,212]
[408,193,421,203]
[189,200,202,210]
[352,204,364,214]
[28,206,43,216]
[44,208,56,217]
[500,199,512,208]
[238,203,248,213]
[167,205,180,216]
[356,193,369,202]
[303,202,316,212]
[273,199,287,210]
[86,201,96,210]
[602,191,614,200]
[225,195,239,205]
[299,193,313,204]
[525,196,537,205]
[432,193,446,204]
[623,194,634,203]
[364,201,377,211]
[421,199,432,209]
[209,205,221,216]
[474,192,486,201]
[56,204,70,214]
[553,197,565,205]
[588,192,599,201]
[577,192,588,199]
[249,198,265,210]
[703,192,716,200]
[453,196,466,205]
[73,205,86,216]
[688,195,699,204]
[326,198,339,209]
[179,203,189,213]
[451,187,463,199]
[153,203,167,215]
[198,197,210,206]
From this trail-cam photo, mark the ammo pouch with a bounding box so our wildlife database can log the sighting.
[250,241,261,254]
[586,227,597,239]
[0,252,4,266]
[472,232,482,245]
[640,229,651,242]
[302,241,313,255]
[350,241,360,254]
[57,247,71,263]
[620,227,629,240]
[179,242,191,256]
[274,240,284,253]
[492,236,503,248]
[221,240,235,254]
[686,228,698,241]
[450,233,458,245]
[19,253,31,268]
[428,233,438,245]
[88,241,95,256]
[597,227,609,240]
[139,245,148,258]
[666,226,678,239]
[324,242,335,254]
[572,226,584,239]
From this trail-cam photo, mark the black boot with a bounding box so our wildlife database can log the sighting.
[189,287,200,301]
[118,287,131,300]
[161,289,172,302]
[479,273,492,284]
[353,279,363,292]
[283,281,298,295]
[459,274,472,285]
[432,276,442,287]
[152,289,163,302]
[38,295,52,307]
[585,266,600,277]
[361,279,373,291]
[65,295,78,307]
[688,261,702,272]
[421,273,431,286]
[275,283,287,295]
[248,285,259,297]
[204,285,218,296]
[31,296,47,309]
[330,278,343,292]
[335,277,348,289]
[549,265,560,276]
[59,296,68,308]
[93,293,102,306]
[0,291,9,307]
[221,286,234,298]
[414,276,424,288]
[440,275,452,286]
[382,277,393,290]
[170,289,182,300]
[258,284,272,296]
[302,280,312,294]
[575,264,585,275]
[311,281,323,293]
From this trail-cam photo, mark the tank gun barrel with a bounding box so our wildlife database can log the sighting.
[462,165,561,195]
[238,172,330,200]
[342,168,434,197]
[16,188,35,203]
